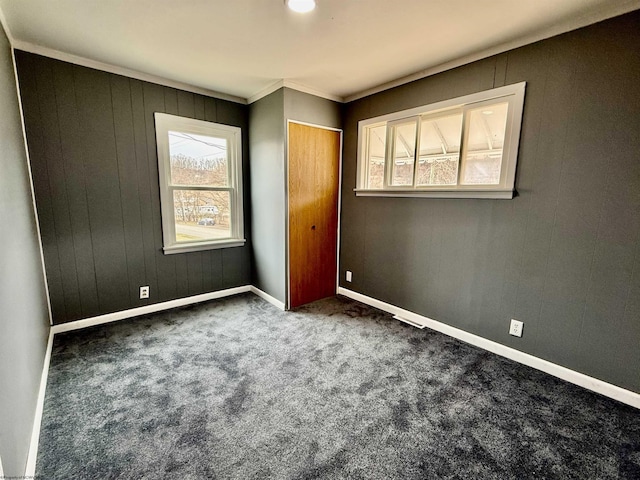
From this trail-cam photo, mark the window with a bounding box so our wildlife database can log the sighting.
[155,113,245,254]
[356,82,526,199]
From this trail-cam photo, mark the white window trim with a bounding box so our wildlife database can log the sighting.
[155,113,245,254]
[355,82,526,199]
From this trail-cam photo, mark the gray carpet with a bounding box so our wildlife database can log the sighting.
[37,293,639,479]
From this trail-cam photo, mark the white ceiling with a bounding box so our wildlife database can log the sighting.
[0,0,638,103]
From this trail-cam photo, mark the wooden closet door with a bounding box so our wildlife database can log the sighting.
[288,123,340,308]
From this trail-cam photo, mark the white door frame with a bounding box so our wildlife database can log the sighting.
[285,120,344,310]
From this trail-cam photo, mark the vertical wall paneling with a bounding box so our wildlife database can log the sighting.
[129,79,160,301]
[34,57,82,320]
[204,97,218,123]
[73,65,130,314]
[193,95,205,121]
[338,101,369,295]
[143,82,178,301]
[16,52,250,324]
[15,52,67,321]
[110,75,147,308]
[493,53,508,88]
[221,247,246,289]
[52,61,101,317]
[510,36,579,359]
[339,11,640,393]
[571,18,640,386]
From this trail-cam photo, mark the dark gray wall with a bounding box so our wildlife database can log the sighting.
[248,88,342,305]
[0,30,50,476]
[283,87,341,130]
[340,11,640,393]
[249,88,286,302]
[284,87,342,306]
[15,51,251,325]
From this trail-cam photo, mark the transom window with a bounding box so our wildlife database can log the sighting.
[356,82,526,199]
[155,113,245,254]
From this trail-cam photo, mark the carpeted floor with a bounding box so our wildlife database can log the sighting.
[37,293,639,479]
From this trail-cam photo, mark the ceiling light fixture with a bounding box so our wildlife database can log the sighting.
[286,0,316,13]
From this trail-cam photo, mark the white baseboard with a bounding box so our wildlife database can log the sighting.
[24,329,54,478]
[250,286,286,310]
[51,286,252,334]
[29,283,637,478]
[338,287,640,409]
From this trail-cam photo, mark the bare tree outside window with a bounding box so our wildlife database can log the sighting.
[168,132,231,242]
[155,113,244,253]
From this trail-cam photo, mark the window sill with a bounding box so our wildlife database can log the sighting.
[163,239,246,255]
[353,188,515,199]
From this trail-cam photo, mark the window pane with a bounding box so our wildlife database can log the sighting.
[391,122,416,186]
[366,125,386,189]
[173,190,231,242]
[461,102,508,185]
[168,131,228,186]
[416,113,462,186]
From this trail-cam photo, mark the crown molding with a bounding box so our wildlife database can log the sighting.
[0,3,14,44]
[248,79,343,104]
[11,40,247,104]
[5,2,640,107]
[345,1,640,103]
[281,80,344,103]
[247,80,285,104]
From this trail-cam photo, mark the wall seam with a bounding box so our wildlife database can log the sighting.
[72,65,100,320]
[109,76,133,307]
[533,46,581,355]
[10,48,54,325]
[52,61,84,318]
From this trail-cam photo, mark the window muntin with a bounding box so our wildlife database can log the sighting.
[388,119,417,187]
[460,101,509,185]
[356,82,525,199]
[155,113,245,254]
[416,111,462,186]
[365,124,386,189]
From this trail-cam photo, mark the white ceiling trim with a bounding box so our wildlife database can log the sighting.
[247,79,343,104]
[12,40,247,105]
[247,80,285,105]
[0,3,14,44]
[346,0,640,102]
[281,80,344,104]
[9,38,343,106]
[5,2,640,106]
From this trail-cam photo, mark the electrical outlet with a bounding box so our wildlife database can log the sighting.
[346,271,352,282]
[509,319,523,337]
[140,286,150,299]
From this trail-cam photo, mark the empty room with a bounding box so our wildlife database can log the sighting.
[0,1,639,478]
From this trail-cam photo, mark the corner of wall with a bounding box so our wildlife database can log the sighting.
[0,15,52,478]
[248,88,287,304]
